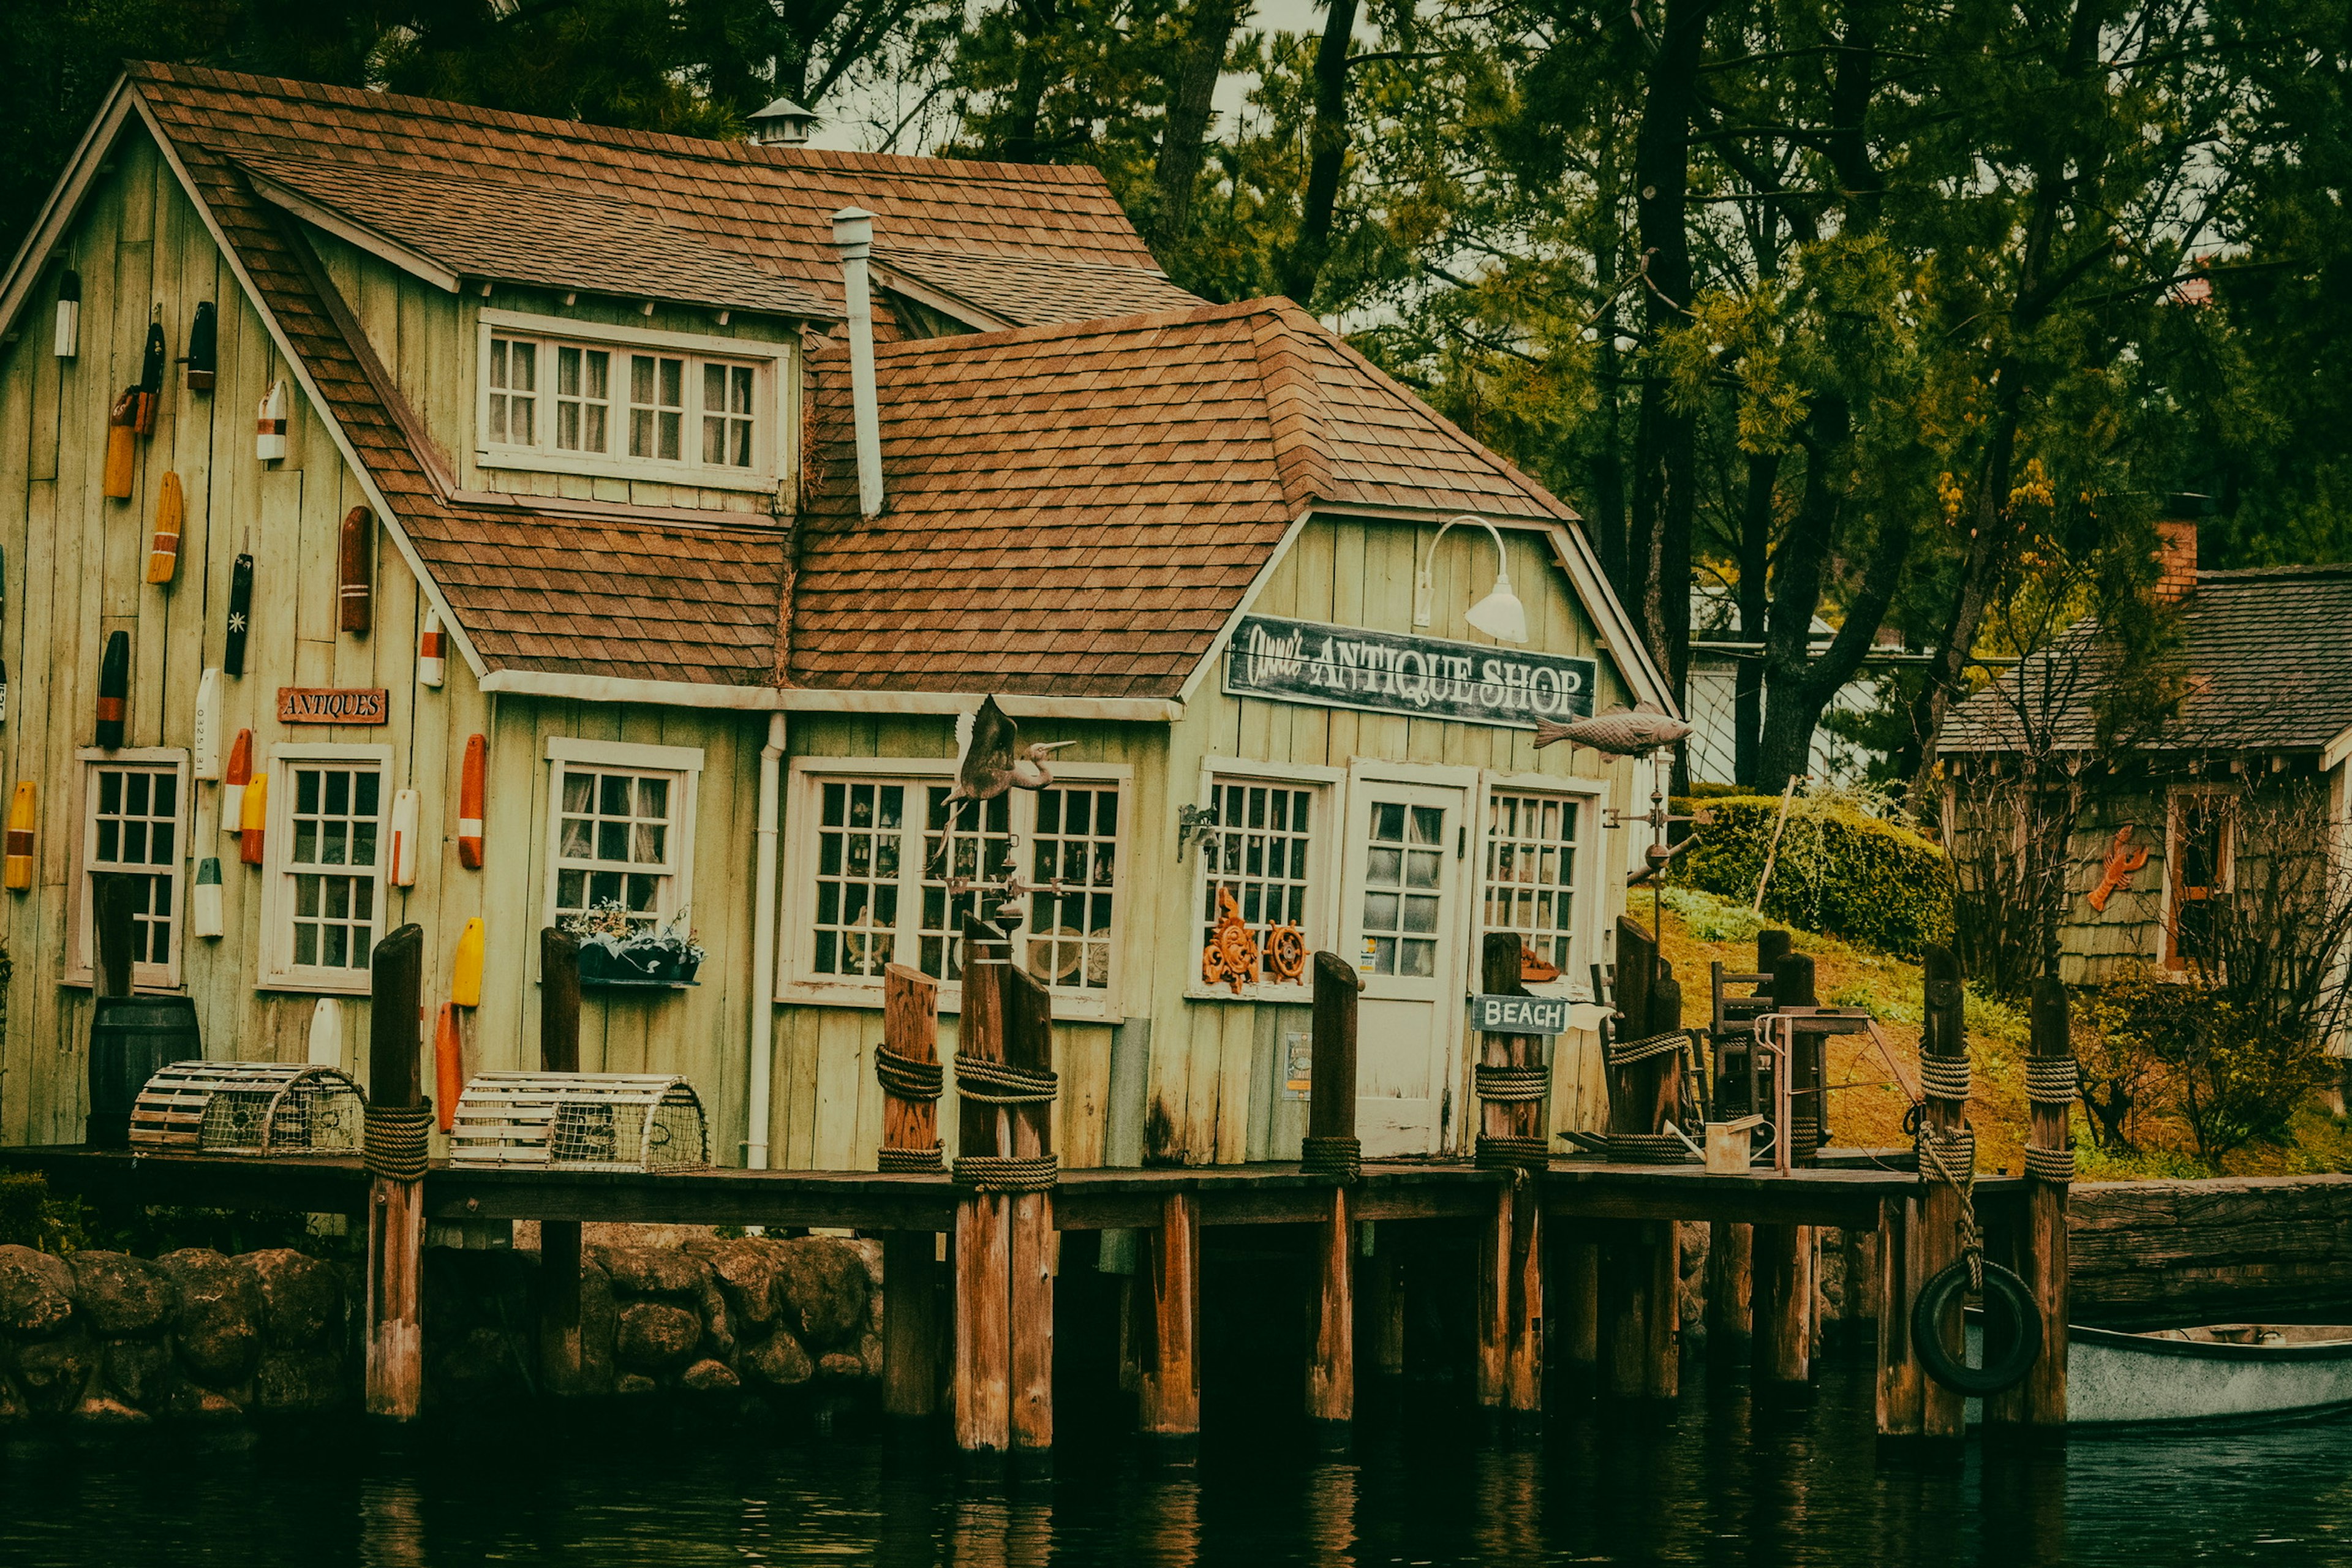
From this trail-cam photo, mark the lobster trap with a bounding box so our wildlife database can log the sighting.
[447,1072,708,1172]
[129,1060,366,1155]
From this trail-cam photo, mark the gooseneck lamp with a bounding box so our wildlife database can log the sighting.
[1412,514,1529,643]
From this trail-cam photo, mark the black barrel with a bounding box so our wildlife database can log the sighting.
[87,995,200,1147]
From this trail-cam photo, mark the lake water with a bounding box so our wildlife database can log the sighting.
[3,1359,2347,1566]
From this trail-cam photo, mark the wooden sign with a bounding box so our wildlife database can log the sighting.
[1224,613,1597,731]
[277,687,389,725]
[1472,992,1570,1036]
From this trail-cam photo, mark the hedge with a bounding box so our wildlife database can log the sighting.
[1676,794,1955,957]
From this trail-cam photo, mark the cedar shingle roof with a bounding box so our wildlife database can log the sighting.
[1942,565,2352,754]
[790,301,1574,698]
[877,247,1200,328]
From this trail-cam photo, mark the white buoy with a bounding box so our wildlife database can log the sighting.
[256,380,288,462]
[53,270,78,358]
[192,857,224,939]
[306,997,344,1068]
[192,667,223,780]
[417,609,446,688]
[389,788,420,888]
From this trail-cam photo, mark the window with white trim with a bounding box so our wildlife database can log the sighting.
[1197,778,1321,986]
[791,764,1127,1008]
[260,746,390,992]
[1482,790,1587,976]
[72,750,189,988]
[477,313,785,491]
[541,739,702,935]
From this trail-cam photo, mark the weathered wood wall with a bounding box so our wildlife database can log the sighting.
[2070,1175,2352,1329]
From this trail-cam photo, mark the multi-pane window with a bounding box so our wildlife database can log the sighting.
[1028,785,1118,992]
[554,345,611,453]
[281,760,383,977]
[702,363,756,468]
[2166,791,2234,970]
[487,337,537,445]
[1360,802,1445,978]
[812,780,906,979]
[1483,792,1584,973]
[79,758,186,984]
[921,788,1012,982]
[552,768,679,930]
[479,319,771,483]
[628,353,685,462]
[1198,780,1316,986]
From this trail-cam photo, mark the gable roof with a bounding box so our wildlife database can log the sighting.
[1942,564,2352,755]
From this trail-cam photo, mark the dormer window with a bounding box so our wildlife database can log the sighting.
[475,309,792,495]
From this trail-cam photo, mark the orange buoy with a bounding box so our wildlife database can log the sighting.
[337,505,371,634]
[238,771,268,865]
[146,470,183,584]
[434,1002,463,1131]
[104,388,138,499]
[416,609,446,688]
[4,782,34,891]
[222,728,252,834]
[458,733,485,869]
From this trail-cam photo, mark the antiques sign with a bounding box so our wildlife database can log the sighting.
[1224,614,1597,730]
[277,687,390,725]
[1472,993,1570,1036]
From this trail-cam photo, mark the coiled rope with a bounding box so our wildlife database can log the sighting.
[2025,1057,2079,1105]
[1913,1118,1983,1288]
[875,1046,944,1101]
[1606,1131,1698,1165]
[1474,1065,1551,1101]
[363,1102,433,1181]
[1606,1030,1689,1067]
[2022,1144,2076,1183]
[878,1144,945,1174]
[951,1153,1059,1193]
[1301,1134,1363,1182]
[953,1055,1059,1106]
[1476,1134,1551,1169]
[1917,1054,1972,1103]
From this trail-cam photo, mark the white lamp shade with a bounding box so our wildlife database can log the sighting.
[1466,576,1529,643]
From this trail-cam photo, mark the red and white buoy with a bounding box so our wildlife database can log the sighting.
[255,380,288,462]
[222,729,252,833]
[388,788,420,888]
[417,609,446,689]
[337,505,372,635]
[458,733,486,869]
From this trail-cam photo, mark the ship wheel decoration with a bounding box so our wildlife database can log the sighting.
[1264,921,1307,982]
[1202,886,1261,994]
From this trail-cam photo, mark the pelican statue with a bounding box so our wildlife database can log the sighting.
[1532,699,1692,756]
[946,695,1072,819]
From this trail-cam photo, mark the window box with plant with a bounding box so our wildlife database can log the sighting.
[562,901,706,988]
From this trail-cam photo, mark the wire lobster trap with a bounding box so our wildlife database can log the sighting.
[129,1061,367,1155]
[447,1072,708,1172]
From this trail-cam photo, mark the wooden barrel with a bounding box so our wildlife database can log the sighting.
[87,995,200,1148]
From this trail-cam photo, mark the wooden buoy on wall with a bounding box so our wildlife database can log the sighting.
[224,553,253,674]
[104,389,138,499]
[146,471,184,584]
[337,506,372,634]
[307,997,344,1068]
[94,630,130,750]
[184,302,217,392]
[416,611,445,688]
[192,668,222,780]
[450,918,485,1008]
[4,782,34,891]
[53,268,78,358]
[135,320,165,434]
[222,729,252,831]
[238,771,268,865]
[458,734,485,869]
[256,380,288,461]
[388,789,420,888]
[192,856,224,938]
[434,1003,462,1132]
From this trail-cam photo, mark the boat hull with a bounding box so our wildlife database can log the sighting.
[1966,1322,2352,1427]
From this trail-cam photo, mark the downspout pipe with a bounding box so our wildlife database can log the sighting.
[746,712,787,1169]
[831,207,884,518]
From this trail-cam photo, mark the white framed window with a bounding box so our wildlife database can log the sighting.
[1480,788,1592,979]
[782,759,1132,1020]
[541,737,702,935]
[259,744,391,993]
[475,310,790,493]
[1190,772,1336,998]
[68,748,190,989]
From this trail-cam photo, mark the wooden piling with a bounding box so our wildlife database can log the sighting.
[1558,1233,1600,1378]
[1305,951,1359,1430]
[1600,1220,1675,1398]
[1137,1190,1201,1439]
[1002,962,1057,1456]
[537,927,584,1395]
[1360,1237,1406,1387]
[953,918,1012,1455]
[878,963,943,1421]
[1752,1223,1810,1387]
[1705,1218,1753,1360]
[1916,944,1969,1442]
[1875,1194,1924,1439]
[1991,976,2072,1435]
[363,924,426,1422]
[1771,952,1822,1161]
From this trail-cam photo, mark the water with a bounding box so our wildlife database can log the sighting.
[3,1360,2348,1567]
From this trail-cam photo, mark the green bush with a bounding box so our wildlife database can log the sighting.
[1677,794,1954,956]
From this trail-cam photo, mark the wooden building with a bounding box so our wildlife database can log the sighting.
[0,64,1671,1167]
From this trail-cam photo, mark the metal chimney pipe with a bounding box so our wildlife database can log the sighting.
[831,207,884,518]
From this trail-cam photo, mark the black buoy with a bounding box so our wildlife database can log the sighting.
[83,871,199,1148]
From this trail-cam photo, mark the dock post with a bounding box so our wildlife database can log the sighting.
[952,919,1012,1456]
[1001,962,1057,1458]
[1992,976,2072,1437]
[1304,951,1362,1433]
[537,927,584,1395]
[363,924,428,1421]
[1916,944,1970,1444]
[1360,1235,1406,1390]
[877,965,943,1420]
[1875,1194,1924,1439]
[1705,1218,1752,1361]
[1137,1189,1201,1440]
[1473,933,1546,1420]
[1600,1221,1675,1398]
[1752,1224,1811,1389]
[1558,1231,1600,1379]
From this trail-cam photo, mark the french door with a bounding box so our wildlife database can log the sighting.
[1340,778,1468,1156]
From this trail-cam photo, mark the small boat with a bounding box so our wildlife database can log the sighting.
[1967,1319,2352,1427]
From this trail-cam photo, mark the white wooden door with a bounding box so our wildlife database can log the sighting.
[1341,780,1467,1156]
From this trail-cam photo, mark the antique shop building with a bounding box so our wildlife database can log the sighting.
[0,64,1672,1167]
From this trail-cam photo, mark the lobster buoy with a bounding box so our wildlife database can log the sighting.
[94,630,130,750]
[1910,1258,2043,1397]
[450,917,484,1008]
[388,788,420,888]
[147,470,183,584]
[256,380,288,462]
[458,734,485,869]
[222,728,252,833]
[417,609,446,688]
[307,997,343,1068]
[238,771,268,865]
[224,552,254,675]
[193,668,223,780]
[434,1002,462,1131]
[4,782,34,891]
[53,268,78,358]
[136,320,165,433]
[337,505,372,635]
[104,388,138,499]
[184,301,217,393]
[192,856,224,938]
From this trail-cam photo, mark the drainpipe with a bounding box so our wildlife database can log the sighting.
[831,207,884,518]
[745,712,787,1169]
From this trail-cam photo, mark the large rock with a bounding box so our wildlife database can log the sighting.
[693,1242,783,1330]
[69,1252,176,1336]
[72,1393,148,1426]
[13,1334,94,1414]
[432,1327,522,1406]
[614,1302,701,1370]
[680,1357,739,1392]
[159,1249,263,1385]
[815,1351,865,1385]
[102,1336,175,1406]
[247,1250,342,1348]
[255,1349,344,1412]
[0,1245,75,1335]
[592,1246,709,1298]
[742,1331,812,1389]
[578,1258,617,1395]
[771,1240,870,1348]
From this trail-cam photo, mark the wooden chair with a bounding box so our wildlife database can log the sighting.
[1708,961,1777,1118]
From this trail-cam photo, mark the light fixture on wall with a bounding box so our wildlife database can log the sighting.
[1412,513,1528,643]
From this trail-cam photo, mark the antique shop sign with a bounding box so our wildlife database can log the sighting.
[1472,993,1570,1036]
[277,687,390,725]
[1224,614,1597,730]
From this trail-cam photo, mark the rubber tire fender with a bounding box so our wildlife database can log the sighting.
[1910,1257,2044,1397]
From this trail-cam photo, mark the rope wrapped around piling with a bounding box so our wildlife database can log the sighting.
[2022,1143,2076,1183]
[953,1054,1059,1106]
[363,1102,433,1181]
[1300,1134,1362,1182]
[1913,1121,1985,1287]
[1606,1131,1698,1165]
[878,1144,946,1174]
[875,1046,944,1101]
[2024,1057,2080,1106]
[1605,1030,1689,1067]
[1473,1065,1551,1102]
[1476,1134,1551,1169]
[951,1153,1058,1193]
[1917,1054,1972,1102]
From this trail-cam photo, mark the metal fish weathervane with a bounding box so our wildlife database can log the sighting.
[1531,699,1692,756]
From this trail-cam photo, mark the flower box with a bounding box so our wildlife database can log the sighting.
[576,944,702,989]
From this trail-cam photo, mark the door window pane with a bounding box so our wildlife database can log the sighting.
[86,764,181,969]
[1362,798,1444,977]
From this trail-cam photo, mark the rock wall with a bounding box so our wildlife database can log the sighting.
[0,1235,886,1427]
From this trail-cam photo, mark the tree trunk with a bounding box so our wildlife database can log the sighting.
[1732,445,1779,786]
[1278,0,1361,306]
[1150,0,1246,251]
[992,0,1062,162]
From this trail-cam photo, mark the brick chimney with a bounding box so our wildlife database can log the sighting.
[2154,511,2200,604]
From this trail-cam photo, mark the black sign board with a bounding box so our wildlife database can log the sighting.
[1472,993,1570,1036]
[1224,614,1598,731]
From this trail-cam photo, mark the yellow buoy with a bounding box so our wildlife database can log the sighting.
[451,917,485,1008]
[238,771,268,865]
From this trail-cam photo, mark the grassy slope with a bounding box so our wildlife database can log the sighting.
[1637,887,2352,1180]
